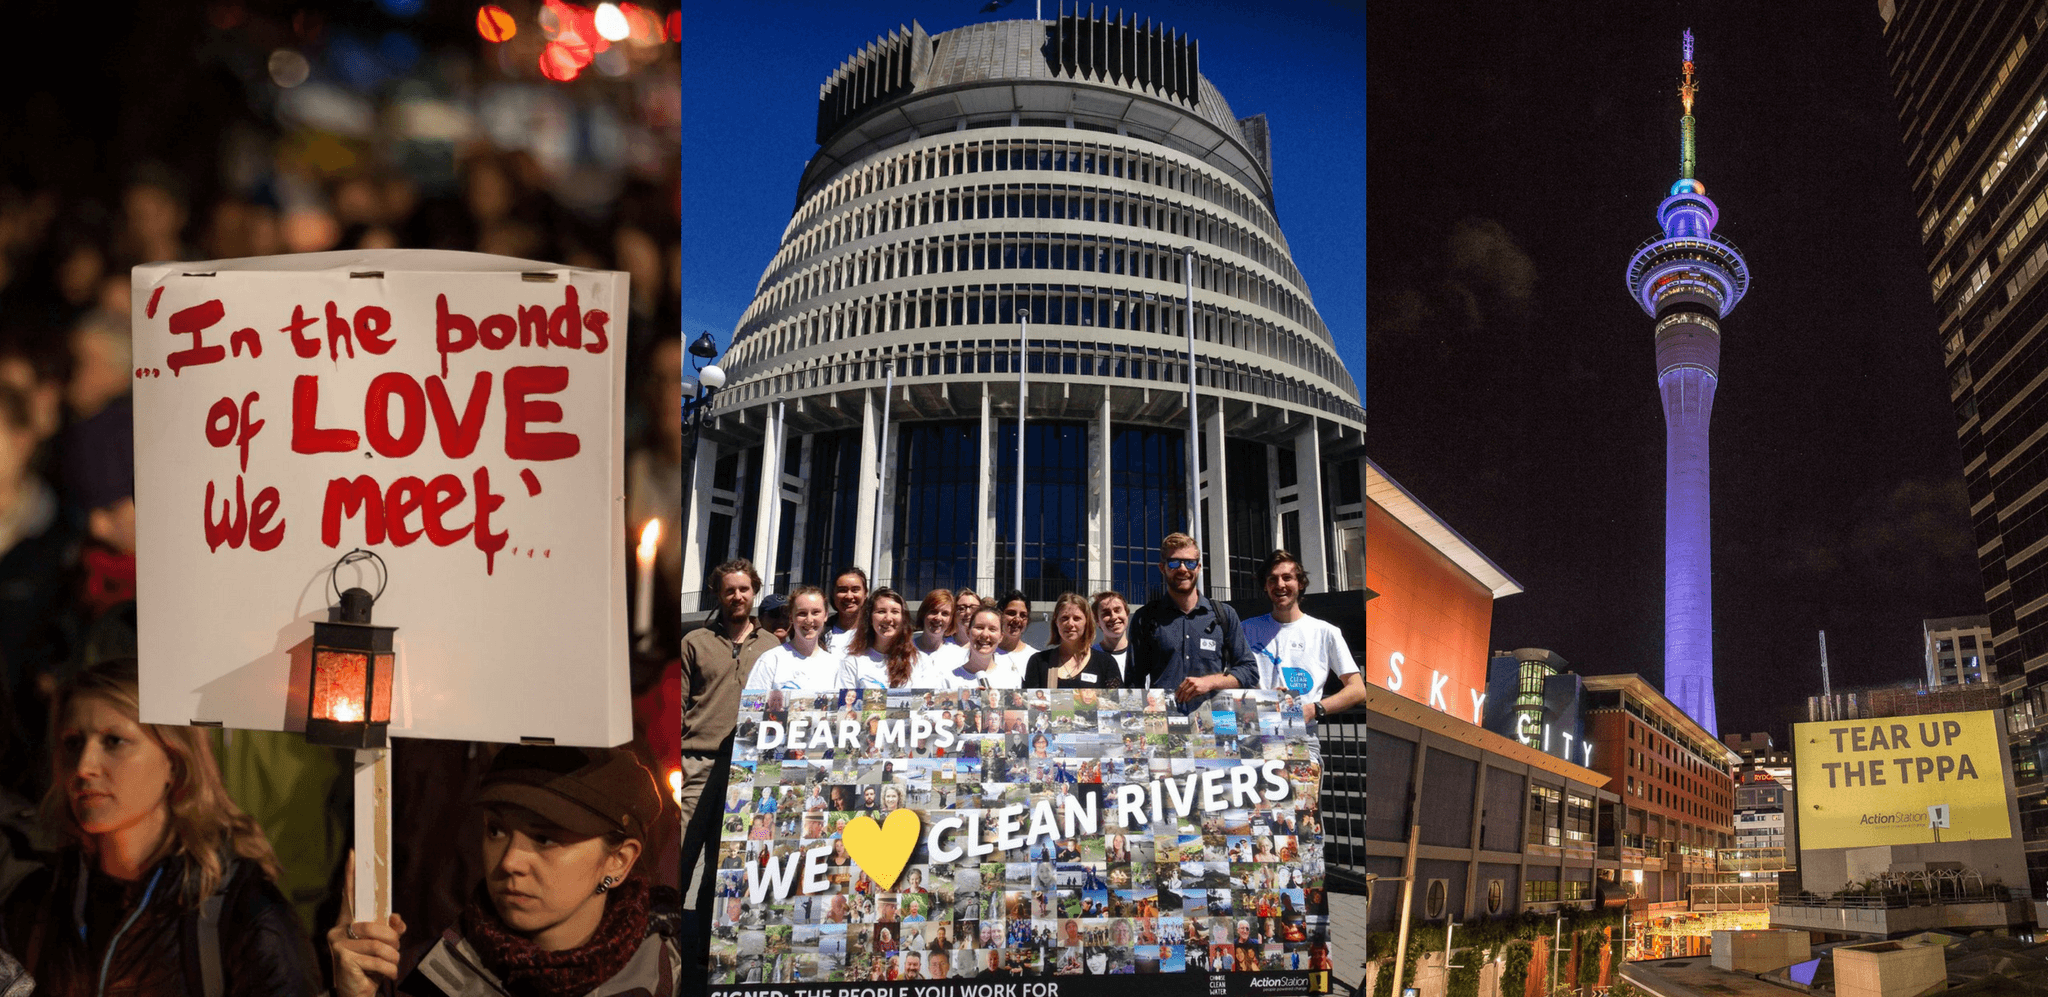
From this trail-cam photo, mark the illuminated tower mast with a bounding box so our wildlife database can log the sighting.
[1624,30,1749,735]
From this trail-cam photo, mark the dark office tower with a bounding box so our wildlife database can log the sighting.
[1879,1,2048,889]
[1625,31,1750,737]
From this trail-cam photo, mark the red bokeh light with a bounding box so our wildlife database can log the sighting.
[542,0,607,51]
[619,3,659,43]
[554,29,594,67]
[476,5,517,43]
[540,43,583,81]
[665,11,679,43]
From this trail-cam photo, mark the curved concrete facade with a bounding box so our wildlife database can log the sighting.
[685,15,1367,609]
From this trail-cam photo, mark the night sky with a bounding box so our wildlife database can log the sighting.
[1366,4,1984,741]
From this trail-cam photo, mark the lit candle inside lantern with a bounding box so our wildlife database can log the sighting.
[635,518,661,638]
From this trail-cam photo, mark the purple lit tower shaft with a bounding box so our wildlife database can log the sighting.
[1659,314,1720,735]
[1624,30,1748,735]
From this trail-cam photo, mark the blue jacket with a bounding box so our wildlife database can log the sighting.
[1129,594,1259,708]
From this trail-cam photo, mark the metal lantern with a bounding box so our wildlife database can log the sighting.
[306,550,396,749]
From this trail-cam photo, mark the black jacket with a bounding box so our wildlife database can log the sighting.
[1,851,319,997]
[1127,595,1258,706]
[1020,647,1122,689]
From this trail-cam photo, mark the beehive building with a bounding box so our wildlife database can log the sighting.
[683,12,1368,605]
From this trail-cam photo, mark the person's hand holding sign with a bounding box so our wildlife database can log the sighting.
[328,851,409,997]
[1176,672,1236,704]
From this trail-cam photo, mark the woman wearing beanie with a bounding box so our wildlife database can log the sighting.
[329,745,679,996]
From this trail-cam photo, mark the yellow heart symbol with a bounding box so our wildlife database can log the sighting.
[842,808,921,891]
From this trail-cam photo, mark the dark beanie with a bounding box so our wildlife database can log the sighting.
[65,395,134,512]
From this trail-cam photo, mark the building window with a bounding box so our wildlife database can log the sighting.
[1486,879,1504,915]
[1226,439,1273,594]
[800,431,862,590]
[1110,425,1189,602]
[1524,879,1558,903]
[1527,785,1562,848]
[1425,880,1448,920]
[1565,794,1593,843]
[1334,524,1363,591]
[993,421,1090,600]
[892,422,982,594]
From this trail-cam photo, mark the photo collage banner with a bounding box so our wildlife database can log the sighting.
[707,688,1333,995]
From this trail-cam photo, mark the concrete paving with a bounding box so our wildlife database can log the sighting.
[1620,956,1804,997]
[1328,892,1370,993]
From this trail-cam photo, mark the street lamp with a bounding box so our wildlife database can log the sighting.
[678,331,724,609]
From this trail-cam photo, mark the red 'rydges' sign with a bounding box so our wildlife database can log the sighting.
[133,251,630,747]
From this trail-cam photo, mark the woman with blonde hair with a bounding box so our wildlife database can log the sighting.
[0,658,318,995]
[1022,592,1121,689]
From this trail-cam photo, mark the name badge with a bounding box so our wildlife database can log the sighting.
[1200,638,1217,652]
[1079,673,1099,684]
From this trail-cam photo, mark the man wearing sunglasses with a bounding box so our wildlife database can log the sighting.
[1128,532,1259,709]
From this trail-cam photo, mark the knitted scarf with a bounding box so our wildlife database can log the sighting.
[460,877,648,997]
[81,547,134,616]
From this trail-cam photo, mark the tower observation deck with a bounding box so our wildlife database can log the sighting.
[1623,30,1750,736]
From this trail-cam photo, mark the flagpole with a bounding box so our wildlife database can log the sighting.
[1184,247,1203,568]
[1015,313,1028,594]
[873,359,894,583]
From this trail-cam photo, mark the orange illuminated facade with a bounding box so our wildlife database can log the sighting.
[1363,461,1520,725]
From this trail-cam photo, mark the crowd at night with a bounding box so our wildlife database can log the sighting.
[0,1,687,994]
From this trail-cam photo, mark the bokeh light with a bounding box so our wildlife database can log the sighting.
[595,3,629,43]
[540,43,583,81]
[475,5,516,43]
[267,49,311,88]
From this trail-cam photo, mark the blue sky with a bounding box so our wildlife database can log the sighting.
[678,1,1366,406]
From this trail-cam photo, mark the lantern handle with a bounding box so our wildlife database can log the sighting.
[329,548,389,606]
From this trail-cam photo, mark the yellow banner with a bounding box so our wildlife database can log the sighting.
[1792,710,2010,848]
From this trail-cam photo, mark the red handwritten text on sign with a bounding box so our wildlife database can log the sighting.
[160,285,609,575]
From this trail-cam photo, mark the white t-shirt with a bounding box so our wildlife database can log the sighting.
[920,653,1011,691]
[744,643,842,692]
[1242,614,1357,697]
[834,648,894,690]
[824,624,859,657]
[990,643,1037,688]
[913,643,969,684]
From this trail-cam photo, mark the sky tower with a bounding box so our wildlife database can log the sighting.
[1624,30,1750,735]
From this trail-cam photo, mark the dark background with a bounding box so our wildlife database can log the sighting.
[1366,3,1982,742]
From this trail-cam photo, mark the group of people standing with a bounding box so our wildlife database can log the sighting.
[675,531,1366,977]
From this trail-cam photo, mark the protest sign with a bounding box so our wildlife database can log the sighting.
[132,250,631,746]
[1792,709,2012,848]
[708,689,1333,996]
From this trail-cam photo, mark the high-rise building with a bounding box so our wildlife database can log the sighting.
[683,13,1367,607]
[1924,614,1997,685]
[1877,2,2048,888]
[1624,31,1751,737]
[1722,733,1796,888]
